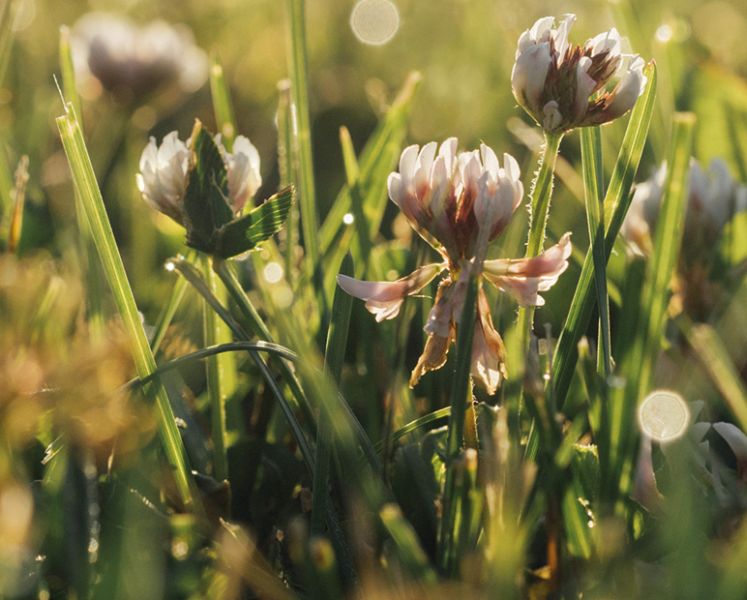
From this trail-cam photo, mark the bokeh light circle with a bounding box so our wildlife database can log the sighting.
[638,390,690,442]
[350,0,400,46]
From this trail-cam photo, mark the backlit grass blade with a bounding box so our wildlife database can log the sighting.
[56,105,197,510]
[311,254,353,536]
[151,275,188,355]
[171,256,316,473]
[260,272,435,583]
[552,61,658,408]
[129,341,298,389]
[580,126,612,375]
[607,112,694,502]
[686,322,747,432]
[209,60,237,147]
[0,0,14,87]
[202,256,229,481]
[59,25,107,336]
[634,113,695,398]
[286,0,320,280]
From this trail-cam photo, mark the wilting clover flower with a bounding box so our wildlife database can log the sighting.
[137,130,262,226]
[621,158,747,256]
[511,14,647,133]
[71,12,208,98]
[337,139,572,394]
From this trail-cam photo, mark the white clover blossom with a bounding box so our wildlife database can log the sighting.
[337,140,572,395]
[71,12,208,98]
[621,158,747,255]
[511,14,647,133]
[136,131,262,225]
[136,132,190,224]
[216,135,263,214]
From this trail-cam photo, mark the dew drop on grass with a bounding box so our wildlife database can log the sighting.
[343,212,355,225]
[263,261,284,284]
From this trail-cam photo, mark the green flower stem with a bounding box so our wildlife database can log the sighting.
[516,131,563,351]
[438,275,478,574]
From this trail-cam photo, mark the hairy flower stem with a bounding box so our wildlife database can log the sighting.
[517,132,563,355]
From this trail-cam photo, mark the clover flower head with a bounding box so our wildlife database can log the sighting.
[621,158,747,256]
[71,12,208,98]
[511,14,647,133]
[136,130,263,225]
[338,140,572,395]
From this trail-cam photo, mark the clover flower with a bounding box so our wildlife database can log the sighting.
[621,158,747,256]
[337,140,572,394]
[71,12,208,98]
[136,131,262,226]
[511,14,647,133]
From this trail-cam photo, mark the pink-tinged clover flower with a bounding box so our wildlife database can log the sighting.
[511,14,647,133]
[136,131,262,226]
[337,140,572,395]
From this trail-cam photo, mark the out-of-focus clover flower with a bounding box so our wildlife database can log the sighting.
[622,158,747,256]
[622,159,747,319]
[511,14,647,133]
[71,12,208,98]
[337,139,572,394]
[136,131,262,226]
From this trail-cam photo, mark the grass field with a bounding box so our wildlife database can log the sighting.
[2,0,747,598]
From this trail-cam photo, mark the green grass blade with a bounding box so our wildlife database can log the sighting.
[129,341,298,389]
[202,256,229,481]
[553,62,658,408]
[286,0,321,282]
[634,112,695,397]
[0,0,15,87]
[686,322,747,432]
[318,72,421,264]
[607,112,694,502]
[580,126,612,376]
[59,25,108,336]
[171,256,316,473]
[151,275,188,355]
[311,254,354,535]
[438,276,478,574]
[56,106,197,510]
[214,260,316,428]
[209,60,236,147]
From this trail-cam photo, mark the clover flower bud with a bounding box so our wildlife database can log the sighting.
[511,14,647,133]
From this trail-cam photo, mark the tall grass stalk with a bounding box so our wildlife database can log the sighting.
[56,105,197,510]
[286,0,322,290]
